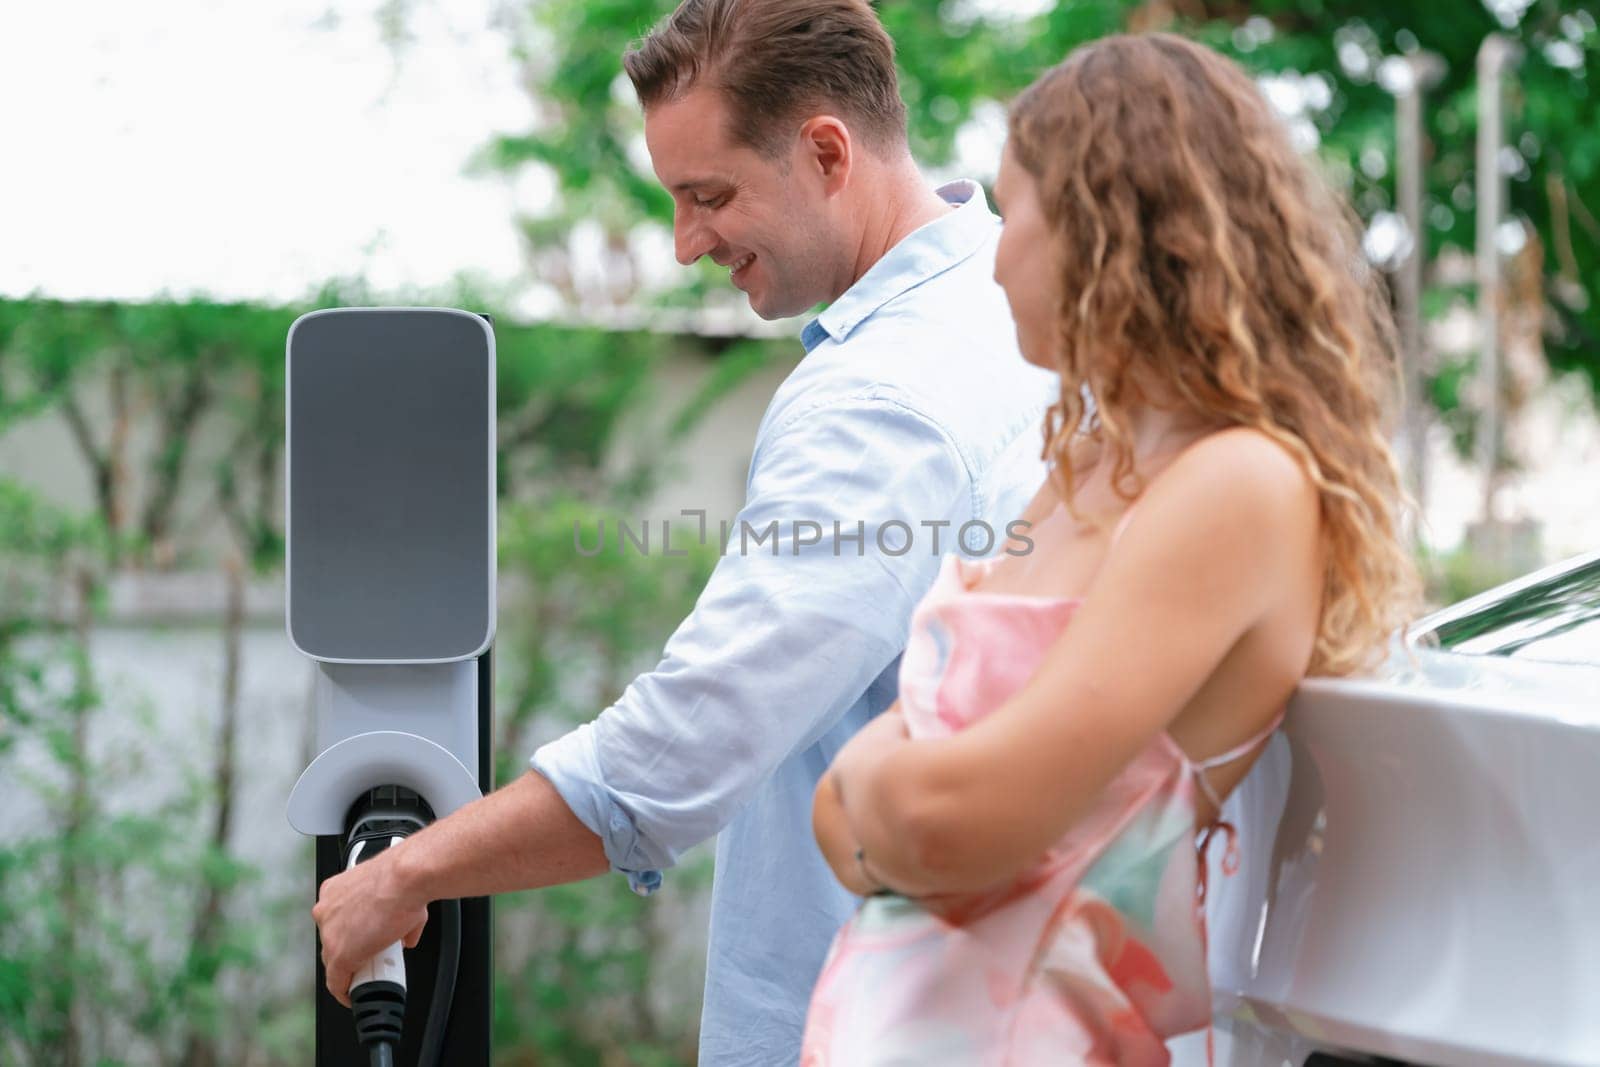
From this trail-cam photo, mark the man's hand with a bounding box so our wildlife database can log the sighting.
[313,844,429,1008]
[308,772,612,1007]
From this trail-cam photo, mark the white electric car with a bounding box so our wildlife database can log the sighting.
[1198,550,1600,1067]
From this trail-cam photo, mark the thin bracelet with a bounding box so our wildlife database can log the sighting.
[854,846,895,898]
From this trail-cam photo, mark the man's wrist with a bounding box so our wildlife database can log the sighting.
[386,833,434,906]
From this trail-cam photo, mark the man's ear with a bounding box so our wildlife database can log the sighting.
[798,114,852,196]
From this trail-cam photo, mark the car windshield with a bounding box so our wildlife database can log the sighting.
[1421,553,1600,665]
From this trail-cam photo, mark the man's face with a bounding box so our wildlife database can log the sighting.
[644,86,841,320]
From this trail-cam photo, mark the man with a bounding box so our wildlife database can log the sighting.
[313,1,1055,1061]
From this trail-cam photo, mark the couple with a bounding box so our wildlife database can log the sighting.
[314,1,1418,1063]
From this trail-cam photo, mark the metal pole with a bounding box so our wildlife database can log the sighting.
[1385,53,1444,510]
[1474,35,1518,524]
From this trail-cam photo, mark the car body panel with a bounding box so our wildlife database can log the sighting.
[1196,552,1600,1066]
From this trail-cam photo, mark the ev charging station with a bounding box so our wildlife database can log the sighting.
[285,307,496,1065]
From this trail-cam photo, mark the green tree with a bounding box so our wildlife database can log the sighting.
[482,0,1600,409]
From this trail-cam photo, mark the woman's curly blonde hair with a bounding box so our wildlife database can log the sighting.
[1008,33,1420,676]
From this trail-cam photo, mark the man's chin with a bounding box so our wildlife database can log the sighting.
[745,289,808,322]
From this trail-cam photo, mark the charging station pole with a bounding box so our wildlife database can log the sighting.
[284,307,496,1065]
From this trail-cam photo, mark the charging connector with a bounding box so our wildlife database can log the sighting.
[342,787,431,1067]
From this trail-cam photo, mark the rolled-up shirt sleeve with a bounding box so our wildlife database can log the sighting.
[529,393,972,894]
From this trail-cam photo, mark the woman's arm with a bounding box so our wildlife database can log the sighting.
[837,430,1320,895]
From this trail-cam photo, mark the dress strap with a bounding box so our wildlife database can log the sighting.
[1108,502,1138,546]
[1192,711,1284,772]
[1189,711,1284,811]
[1194,818,1240,1067]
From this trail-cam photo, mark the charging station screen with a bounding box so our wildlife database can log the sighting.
[288,309,493,662]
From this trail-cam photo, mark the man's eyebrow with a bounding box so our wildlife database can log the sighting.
[670,178,725,193]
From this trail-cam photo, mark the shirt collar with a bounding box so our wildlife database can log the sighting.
[801,178,996,353]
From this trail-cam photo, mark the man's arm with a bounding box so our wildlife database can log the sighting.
[392,771,610,896]
[525,394,972,885]
[315,393,970,1001]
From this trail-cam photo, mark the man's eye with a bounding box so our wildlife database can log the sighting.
[695,194,723,209]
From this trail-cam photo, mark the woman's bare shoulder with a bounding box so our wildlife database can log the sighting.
[1154,426,1317,519]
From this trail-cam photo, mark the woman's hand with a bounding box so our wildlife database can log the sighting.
[812,770,879,896]
[812,704,911,896]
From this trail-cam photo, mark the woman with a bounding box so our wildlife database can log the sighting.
[801,33,1419,1066]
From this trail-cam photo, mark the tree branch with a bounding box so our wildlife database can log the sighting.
[139,355,215,562]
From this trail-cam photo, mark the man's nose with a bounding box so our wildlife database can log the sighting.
[674,210,716,266]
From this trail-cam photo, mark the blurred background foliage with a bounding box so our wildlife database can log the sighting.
[2,0,1597,1063]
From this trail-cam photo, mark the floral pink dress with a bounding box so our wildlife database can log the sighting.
[800,552,1279,1066]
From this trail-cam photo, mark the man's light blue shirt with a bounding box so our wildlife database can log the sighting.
[531,179,1055,1065]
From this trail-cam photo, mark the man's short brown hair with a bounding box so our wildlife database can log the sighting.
[623,0,908,158]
